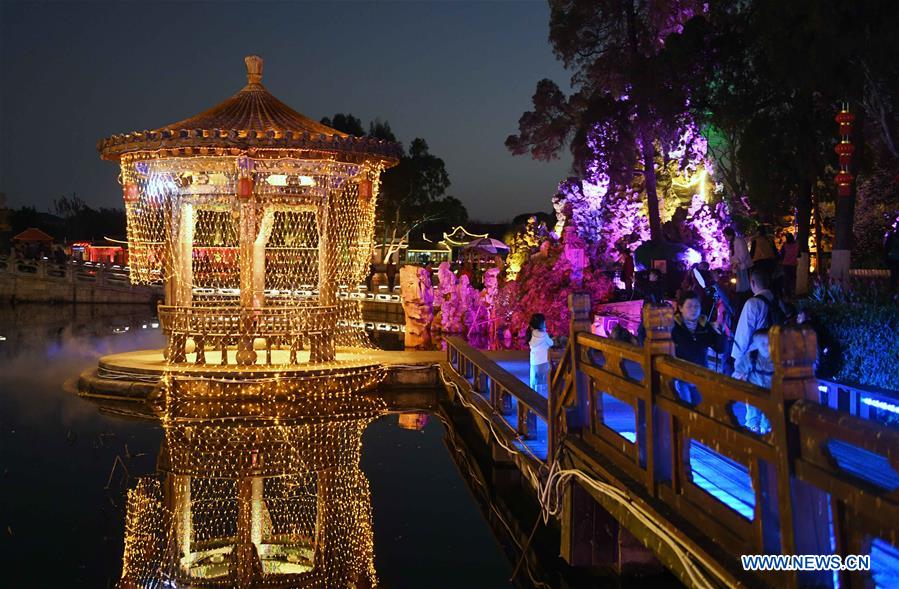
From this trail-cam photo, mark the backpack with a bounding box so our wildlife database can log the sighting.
[753,294,786,328]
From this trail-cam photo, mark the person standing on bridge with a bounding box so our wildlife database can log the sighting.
[732,269,785,432]
[734,328,774,434]
[528,313,553,397]
[671,291,724,404]
[731,268,786,372]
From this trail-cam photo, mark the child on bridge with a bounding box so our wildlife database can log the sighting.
[528,313,553,397]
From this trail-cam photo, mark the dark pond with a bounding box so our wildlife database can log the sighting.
[0,304,514,588]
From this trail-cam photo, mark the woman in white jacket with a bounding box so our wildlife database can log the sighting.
[528,313,553,396]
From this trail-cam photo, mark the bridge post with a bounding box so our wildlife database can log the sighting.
[769,325,828,588]
[642,303,674,492]
[567,293,592,432]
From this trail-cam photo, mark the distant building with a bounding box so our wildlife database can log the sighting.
[12,227,54,259]
[71,240,128,265]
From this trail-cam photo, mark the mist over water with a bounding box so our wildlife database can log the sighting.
[0,304,513,588]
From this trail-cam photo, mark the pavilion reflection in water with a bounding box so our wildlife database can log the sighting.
[119,385,386,588]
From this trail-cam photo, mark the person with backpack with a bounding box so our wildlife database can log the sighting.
[731,268,786,378]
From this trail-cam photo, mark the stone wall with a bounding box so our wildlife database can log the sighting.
[0,257,162,304]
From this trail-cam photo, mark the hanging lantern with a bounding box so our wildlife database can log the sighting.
[236,154,255,199]
[834,104,854,197]
[834,142,855,167]
[835,172,854,196]
[123,182,139,202]
[835,110,855,136]
[357,179,373,203]
[237,176,254,198]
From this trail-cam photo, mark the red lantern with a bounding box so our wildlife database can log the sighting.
[237,176,254,198]
[357,180,372,202]
[835,111,855,124]
[834,142,855,166]
[123,183,139,202]
[835,110,855,137]
[835,172,853,196]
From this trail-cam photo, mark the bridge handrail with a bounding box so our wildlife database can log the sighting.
[445,336,548,444]
[445,336,547,419]
[557,294,896,588]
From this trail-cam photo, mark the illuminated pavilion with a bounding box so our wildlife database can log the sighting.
[99,55,400,367]
[118,391,385,588]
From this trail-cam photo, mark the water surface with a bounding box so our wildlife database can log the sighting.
[0,304,513,588]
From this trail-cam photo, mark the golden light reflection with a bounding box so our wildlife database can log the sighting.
[119,380,386,588]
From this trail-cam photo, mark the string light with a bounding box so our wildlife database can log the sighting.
[119,382,386,587]
[103,56,400,587]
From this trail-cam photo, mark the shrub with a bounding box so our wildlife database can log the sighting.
[801,281,899,391]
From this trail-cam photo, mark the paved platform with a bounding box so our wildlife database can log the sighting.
[97,347,445,376]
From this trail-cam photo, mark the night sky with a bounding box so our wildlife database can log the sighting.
[0,0,572,222]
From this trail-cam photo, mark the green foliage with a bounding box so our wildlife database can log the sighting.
[320,113,365,136]
[319,113,467,247]
[507,0,708,239]
[854,169,899,268]
[379,138,459,227]
[802,281,899,391]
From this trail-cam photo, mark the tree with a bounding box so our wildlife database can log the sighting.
[692,1,899,288]
[323,113,467,261]
[50,193,125,242]
[320,113,365,136]
[378,138,465,261]
[368,119,397,142]
[507,0,707,241]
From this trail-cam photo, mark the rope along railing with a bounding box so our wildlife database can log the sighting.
[445,336,548,452]
[554,293,897,588]
[442,292,897,588]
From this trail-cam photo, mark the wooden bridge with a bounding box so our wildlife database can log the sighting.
[442,294,898,589]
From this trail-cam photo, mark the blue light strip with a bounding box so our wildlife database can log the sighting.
[861,396,899,416]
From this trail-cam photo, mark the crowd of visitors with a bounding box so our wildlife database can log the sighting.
[633,224,813,433]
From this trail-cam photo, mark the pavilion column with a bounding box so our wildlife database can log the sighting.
[252,211,270,309]
[236,200,258,366]
[168,203,194,362]
[234,475,263,585]
[173,474,193,563]
[250,476,264,547]
[312,190,337,363]
[175,203,195,307]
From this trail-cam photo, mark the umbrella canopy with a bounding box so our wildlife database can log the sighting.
[462,237,509,254]
[634,240,696,270]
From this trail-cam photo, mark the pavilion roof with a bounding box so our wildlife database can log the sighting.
[13,227,55,242]
[98,55,401,166]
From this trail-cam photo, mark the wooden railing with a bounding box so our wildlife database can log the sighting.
[443,292,898,588]
[555,294,898,588]
[158,304,337,365]
[445,337,548,455]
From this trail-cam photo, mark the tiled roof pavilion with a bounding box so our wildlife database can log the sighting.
[98,55,400,165]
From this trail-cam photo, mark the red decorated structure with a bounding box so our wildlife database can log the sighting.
[834,105,855,197]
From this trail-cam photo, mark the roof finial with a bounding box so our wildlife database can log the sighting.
[245,55,263,85]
